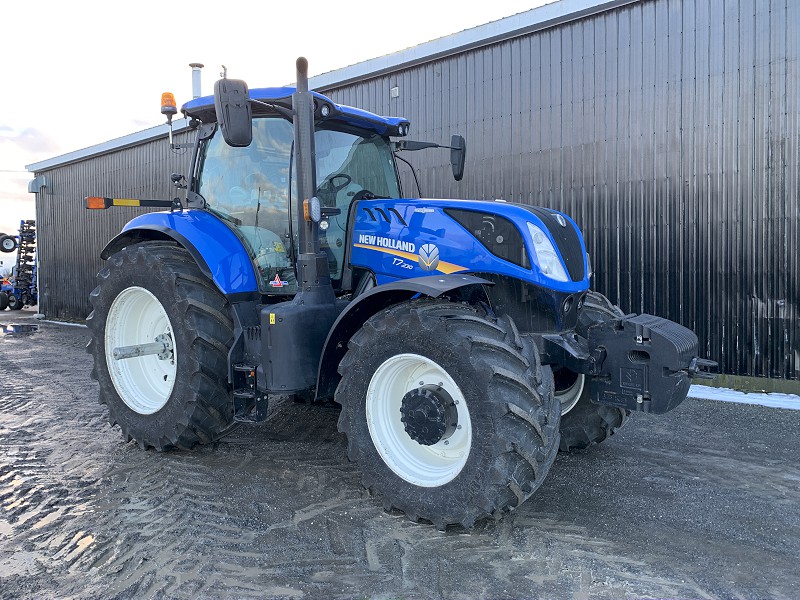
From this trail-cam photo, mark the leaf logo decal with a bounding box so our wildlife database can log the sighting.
[418,243,440,271]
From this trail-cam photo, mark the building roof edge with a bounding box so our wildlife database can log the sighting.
[308,0,635,91]
[26,120,192,172]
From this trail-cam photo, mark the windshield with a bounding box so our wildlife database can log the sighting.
[197,117,400,293]
[315,128,400,283]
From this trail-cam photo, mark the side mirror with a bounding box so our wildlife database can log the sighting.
[450,135,466,181]
[213,78,252,147]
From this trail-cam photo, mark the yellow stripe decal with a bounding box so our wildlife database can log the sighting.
[113,198,141,207]
[353,243,465,275]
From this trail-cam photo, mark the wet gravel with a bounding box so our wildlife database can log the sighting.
[1,309,798,599]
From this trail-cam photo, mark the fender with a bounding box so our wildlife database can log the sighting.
[100,210,259,299]
[314,273,493,401]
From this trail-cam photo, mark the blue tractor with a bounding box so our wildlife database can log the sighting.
[88,58,714,528]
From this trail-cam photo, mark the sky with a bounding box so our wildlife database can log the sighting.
[0,0,553,245]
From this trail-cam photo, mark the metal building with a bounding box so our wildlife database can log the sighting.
[27,0,799,381]
[27,126,193,321]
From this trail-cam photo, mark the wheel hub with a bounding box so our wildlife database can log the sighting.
[400,385,458,446]
[105,286,177,415]
[553,368,585,416]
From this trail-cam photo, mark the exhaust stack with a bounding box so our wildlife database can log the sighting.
[189,63,204,99]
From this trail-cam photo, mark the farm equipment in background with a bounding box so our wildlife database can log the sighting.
[0,220,37,311]
[86,58,716,529]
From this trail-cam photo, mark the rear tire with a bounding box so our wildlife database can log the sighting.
[87,243,235,450]
[0,292,7,311]
[336,299,560,529]
[558,291,629,452]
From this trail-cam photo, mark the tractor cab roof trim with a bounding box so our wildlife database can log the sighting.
[182,87,410,137]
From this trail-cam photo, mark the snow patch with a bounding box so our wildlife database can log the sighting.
[689,385,800,410]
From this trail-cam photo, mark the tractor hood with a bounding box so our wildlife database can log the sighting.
[349,197,590,295]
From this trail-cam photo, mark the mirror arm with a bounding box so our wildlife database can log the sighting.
[250,98,293,120]
[395,140,461,152]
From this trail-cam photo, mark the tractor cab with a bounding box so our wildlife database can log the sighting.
[182,88,406,295]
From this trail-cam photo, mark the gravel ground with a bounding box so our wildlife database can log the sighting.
[1,309,798,599]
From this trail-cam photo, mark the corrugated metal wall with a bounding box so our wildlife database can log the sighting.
[33,130,192,320]
[29,0,798,379]
[321,0,799,380]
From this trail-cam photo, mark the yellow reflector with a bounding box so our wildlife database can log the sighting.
[86,196,107,209]
[161,92,177,115]
[114,198,140,207]
[303,199,311,221]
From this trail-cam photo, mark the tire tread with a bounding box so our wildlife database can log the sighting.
[335,298,560,528]
[87,242,234,451]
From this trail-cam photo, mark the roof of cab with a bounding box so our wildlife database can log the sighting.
[181,86,409,137]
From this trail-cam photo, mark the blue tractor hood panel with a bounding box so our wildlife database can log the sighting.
[182,87,410,138]
[349,198,591,294]
[117,210,259,295]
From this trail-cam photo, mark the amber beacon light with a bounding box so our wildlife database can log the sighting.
[161,93,177,119]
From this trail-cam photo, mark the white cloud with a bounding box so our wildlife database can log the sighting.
[0,126,61,154]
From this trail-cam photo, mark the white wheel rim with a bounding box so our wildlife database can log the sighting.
[105,286,177,415]
[366,353,471,487]
[555,372,585,415]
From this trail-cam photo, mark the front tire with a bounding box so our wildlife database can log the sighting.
[558,291,629,452]
[87,243,235,450]
[336,299,560,529]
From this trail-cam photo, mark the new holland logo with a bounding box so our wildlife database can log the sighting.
[418,243,440,271]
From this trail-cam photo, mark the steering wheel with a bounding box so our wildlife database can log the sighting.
[318,173,352,196]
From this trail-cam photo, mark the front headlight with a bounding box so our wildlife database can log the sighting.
[527,222,569,282]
